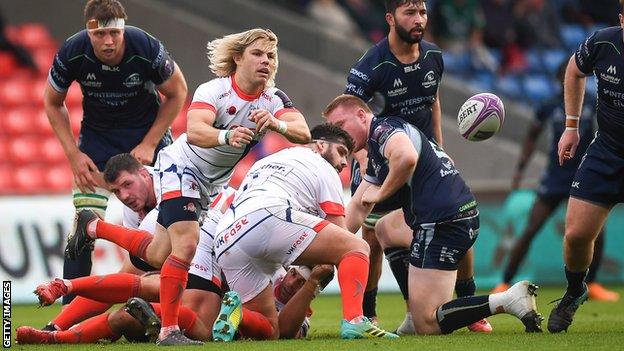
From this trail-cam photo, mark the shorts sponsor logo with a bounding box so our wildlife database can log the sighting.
[192,263,209,272]
[215,217,249,249]
[184,202,196,213]
[571,181,580,189]
[286,232,309,255]
[439,246,459,263]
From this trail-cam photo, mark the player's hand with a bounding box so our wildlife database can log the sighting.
[228,126,255,148]
[248,109,280,134]
[68,151,99,193]
[309,264,334,283]
[361,185,381,207]
[557,129,580,166]
[131,142,156,165]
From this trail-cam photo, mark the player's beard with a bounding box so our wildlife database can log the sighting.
[395,23,424,44]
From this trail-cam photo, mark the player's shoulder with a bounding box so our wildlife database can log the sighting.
[371,116,404,144]
[123,26,162,56]
[420,40,443,60]
[59,30,91,58]
[355,37,389,68]
[195,77,230,95]
[590,26,622,43]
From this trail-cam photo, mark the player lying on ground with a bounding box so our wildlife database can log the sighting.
[325,94,543,334]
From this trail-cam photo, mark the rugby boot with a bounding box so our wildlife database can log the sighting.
[547,283,589,333]
[125,297,161,343]
[501,280,543,332]
[34,278,68,306]
[156,329,203,346]
[341,316,399,339]
[588,283,619,302]
[212,291,243,342]
[467,318,493,333]
[65,209,97,260]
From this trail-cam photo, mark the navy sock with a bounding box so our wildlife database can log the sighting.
[384,248,410,301]
[363,288,378,319]
[436,295,492,334]
[565,266,587,297]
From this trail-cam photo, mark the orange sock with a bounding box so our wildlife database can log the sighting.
[54,313,118,343]
[69,273,141,303]
[238,308,275,340]
[160,255,190,328]
[96,220,153,260]
[52,297,112,330]
[337,251,369,321]
[151,303,198,332]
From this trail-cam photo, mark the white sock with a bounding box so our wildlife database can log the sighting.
[86,218,99,239]
[488,291,507,314]
[349,315,366,324]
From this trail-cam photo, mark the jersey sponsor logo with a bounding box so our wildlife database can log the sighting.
[387,78,408,97]
[218,91,232,100]
[214,217,249,249]
[81,72,102,88]
[607,65,617,75]
[404,63,420,73]
[599,66,620,85]
[101,64,120,72]
[345,83,366,97]
[393,78,403,88]
[123,73,143,88]
[86,73,96,80]
[422,70,437,88]
[372,122,394,145]
[285,231,310,255]
[349,68,370,82]
[228,106,237,115]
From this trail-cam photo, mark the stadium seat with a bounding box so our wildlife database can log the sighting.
[45,165,73,193]
[4,107,37,136]
[29,79,48,107]
[470,72,495,92]
[585,75,598,97]
[258,133,293,157]
[0,137,8,165]
[0,166,14,194]
[495,75,524,100]
[8,137,41,164]
[41,137,67,164]
[0,78,32,107]
[561,24,587,51]
[0,52,19,78]
[542,49,567,75]
[14,165,46,194]
[522,74,555,103]
[18,23,55,50]
[32,48,56,77]
[172,111,187,137]
[442,51,471,74]
[524,49,544,73]
[69,108,83,135]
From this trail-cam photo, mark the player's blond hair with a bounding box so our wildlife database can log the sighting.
[207,28,279,87]
[323,94,372,118]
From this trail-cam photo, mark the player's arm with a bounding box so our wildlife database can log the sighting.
[512,121,544,189]
[432,90,444,147]
[187,108,254,148]
[559,55,586,165]
[44,82,99,192]
[346,180,374,233]
[362,133,417,206]
[278,265,333,339]
[132,63,187,164]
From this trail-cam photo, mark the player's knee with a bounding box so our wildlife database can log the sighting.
[107,310,134,335]
[565,228,593,247]
[172,240,198,261]
[351,236,370,256]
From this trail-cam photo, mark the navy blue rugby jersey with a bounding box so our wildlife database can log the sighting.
[575,26,624,151]
[364,117,475,226]
[49,26,176,130]
[345,37,443,140]
[535,93,596,178]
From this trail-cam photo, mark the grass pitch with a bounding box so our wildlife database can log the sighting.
[9,286,624,350]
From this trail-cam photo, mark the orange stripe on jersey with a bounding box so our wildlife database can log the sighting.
[313,220,330,233]
[162,190,182,201]
[188,101,216,112]
[319,201,345,216]
[275,107,300,119]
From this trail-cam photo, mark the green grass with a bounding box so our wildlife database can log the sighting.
[9,286,624,350]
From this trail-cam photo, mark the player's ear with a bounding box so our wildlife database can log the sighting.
[385,12,394,27]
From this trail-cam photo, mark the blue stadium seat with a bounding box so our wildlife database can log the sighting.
[495,75,523,100]
[585,75,597,97]
[522,74,555,103]
[525,49,544,73]
[542,49,567,75]
[561,24,587,51]
[443,51,471,74]
[470,72,495,92]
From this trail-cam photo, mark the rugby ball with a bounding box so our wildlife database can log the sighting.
[457,93,505,141]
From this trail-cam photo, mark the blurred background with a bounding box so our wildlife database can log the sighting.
[1,0,623,302]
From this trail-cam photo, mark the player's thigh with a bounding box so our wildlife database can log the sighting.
[375,209,412,249]
[408,266,456,334]
[565,197,611,242]
[293,220,369,266]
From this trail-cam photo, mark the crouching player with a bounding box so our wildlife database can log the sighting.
[325,95,543,334]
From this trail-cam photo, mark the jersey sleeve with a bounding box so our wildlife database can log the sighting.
[363,119,405,185]
[48,43,76,93]
[344,53,376,102]
[188,80,219,113]
[575,31,599,75]
[269,88,299,119]
[148,38,176,85]
[315,163,345,217]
